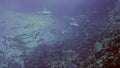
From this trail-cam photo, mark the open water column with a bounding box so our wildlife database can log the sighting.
[0,0,119,68]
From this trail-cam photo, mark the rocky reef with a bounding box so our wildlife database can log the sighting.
[75,0,120,68]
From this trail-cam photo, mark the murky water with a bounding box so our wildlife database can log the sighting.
[0,0,118,68]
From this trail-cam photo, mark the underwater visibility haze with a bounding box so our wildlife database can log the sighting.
[0,0,120,68]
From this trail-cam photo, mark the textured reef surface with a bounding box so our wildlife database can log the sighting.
[0,0,120,68]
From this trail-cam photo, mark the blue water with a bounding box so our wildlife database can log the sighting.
[0,0,117,68]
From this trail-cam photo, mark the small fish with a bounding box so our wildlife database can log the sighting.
[68,17,76,21]
[70,22,79,27]
[15,39,27,44]
[38,8,52,16]
[2,41,8,50]
[24,24,34,29]
[37,38,44,43]
[94,42,102,52]
[34,31,40,39]
[61,29,68,34]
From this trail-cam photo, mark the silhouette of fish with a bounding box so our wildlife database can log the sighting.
[24,24,34,29]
